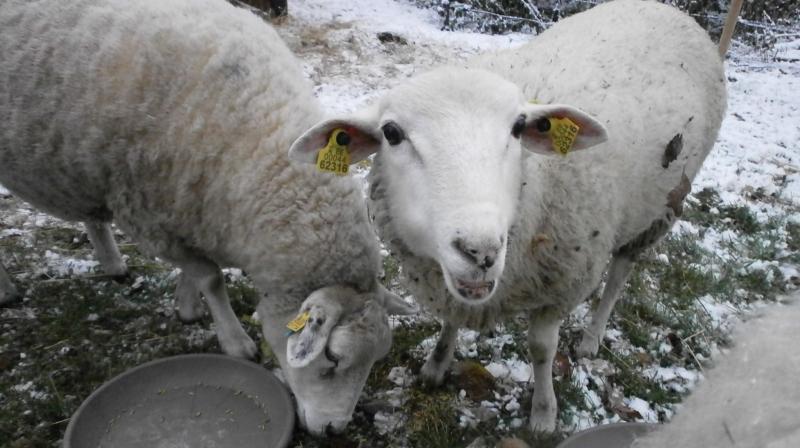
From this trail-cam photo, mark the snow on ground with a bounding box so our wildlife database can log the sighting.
[695,50,800,208]
[774,38,800,62]
[279,0,528,115]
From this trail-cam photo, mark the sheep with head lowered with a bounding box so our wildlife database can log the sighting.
[0,0,419,434]
[290,0,726,432]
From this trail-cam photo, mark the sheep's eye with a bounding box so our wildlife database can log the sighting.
[320,346,339,379]
[535,117,551,133]
[381,122,405,146]
[511,114,526,138]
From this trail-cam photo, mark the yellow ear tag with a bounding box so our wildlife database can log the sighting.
[316,128,350,175]
[548,117,580,156]
[286,311,311,333]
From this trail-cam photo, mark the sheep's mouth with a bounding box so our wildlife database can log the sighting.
[454,278,495,301]
[441,267,500,304]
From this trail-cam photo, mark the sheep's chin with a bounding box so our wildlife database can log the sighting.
[442,269,498,305]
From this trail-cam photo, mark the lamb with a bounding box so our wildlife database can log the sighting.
[289,0,727,432]
[0,0,418,434]
[633,294,800,448]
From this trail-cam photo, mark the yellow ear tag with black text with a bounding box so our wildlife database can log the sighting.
[286,311,311,333]
[316,128,350,175]
[548,117,580,156]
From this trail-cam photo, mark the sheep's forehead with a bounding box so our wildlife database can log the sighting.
[382,68,523,126]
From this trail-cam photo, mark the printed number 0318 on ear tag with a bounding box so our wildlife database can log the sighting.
[548,117,580,156]
[316,128,351,175]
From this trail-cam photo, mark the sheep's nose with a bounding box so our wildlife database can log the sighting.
[452,237,501,271]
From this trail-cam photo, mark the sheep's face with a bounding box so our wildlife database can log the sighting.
[268,285,416,435]
[371,70,527,304]
[290,68,607,305]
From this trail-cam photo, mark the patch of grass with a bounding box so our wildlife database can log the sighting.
[738,267,785,298]
[599,347,680,406]
[3,181,796,447]
[1,232,40,274]
[644,237,721,303]
[720,205,761,235]
[32,226,88,252]
[0,240,270,447]
[594,185,799,419]
[614,304,656,349]
[506,428,565,448]
[380,253,401,289]
[683,188,761,234]
[614,206,791,357]
[787,221,800,253]
[554,374,591,421]
[491,319,530,361]
[287,411,390,448]
[617,237,720,350]
[406,390,461,448]
[366,320,439,391]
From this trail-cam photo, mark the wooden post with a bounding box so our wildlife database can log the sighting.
[718,0,744,57]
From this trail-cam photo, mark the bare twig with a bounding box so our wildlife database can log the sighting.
[683,341,706,373]
[47,374,66,415]
[46,417,70,427]
[43,339,68,351]
[723,420,737,444]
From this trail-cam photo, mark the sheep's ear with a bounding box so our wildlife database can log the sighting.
[518,103,608,155]
[286,301,341,368]
[377,284,419,315]
[289,117,381,165]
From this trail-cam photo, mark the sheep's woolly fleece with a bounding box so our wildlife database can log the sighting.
[633,291,800,448]
[0,0,381,302]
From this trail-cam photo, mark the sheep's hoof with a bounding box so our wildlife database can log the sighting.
[102,262,129,280]
[529,413,557,433]
[419,359,448,387]
[110,271,132,284]
[175,277,204,323]
[0,287,21,306]
[220,334,258,360]
[177,299,205,323]
[576,330,601,358]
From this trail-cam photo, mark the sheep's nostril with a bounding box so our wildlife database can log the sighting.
[452,238,478,264]
[452,237,501,270]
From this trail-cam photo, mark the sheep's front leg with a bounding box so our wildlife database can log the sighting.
[84,222,128,279]
[577,255,635,357]
[420,320,459,386]
[0,262,20,305]
[175,255,257,359]
[175,271,205,323]
[528,309,561,433]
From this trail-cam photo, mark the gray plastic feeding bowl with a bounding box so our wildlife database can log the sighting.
[64,354,295,448]
[556,422,659,448]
